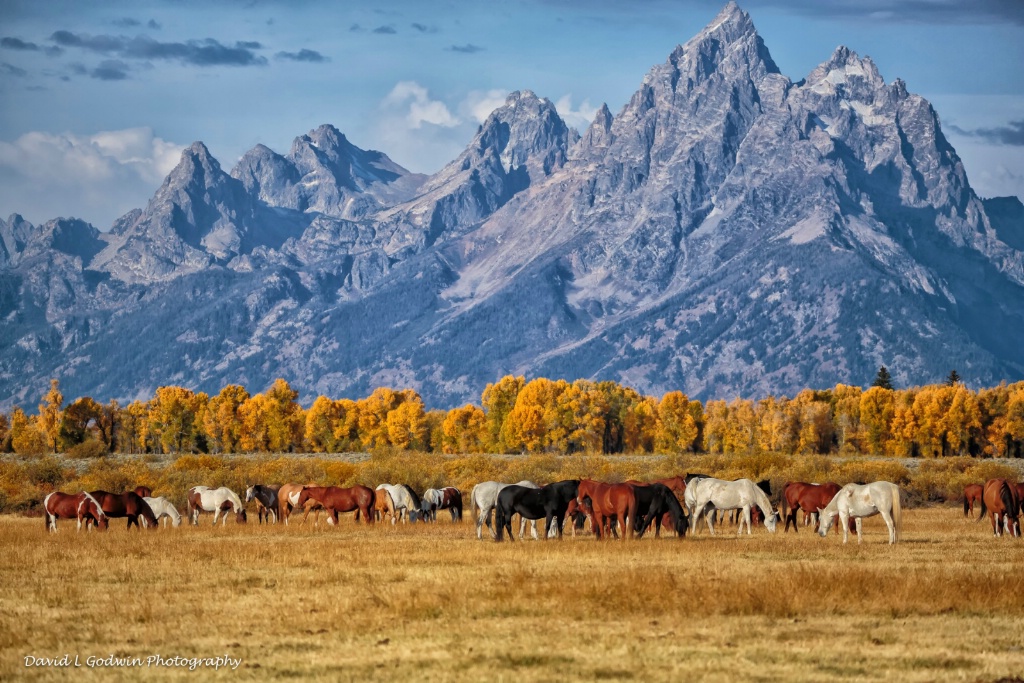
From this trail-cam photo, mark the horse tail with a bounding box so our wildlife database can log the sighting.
[890,483,902,543]
[470,485,480,524]
[963,492,970,517]
[999,483,1016,526]
[977,493,988,524]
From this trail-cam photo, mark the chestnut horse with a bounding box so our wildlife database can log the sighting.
[577,479,637,541]
[296,486,375,527]
[277,482,324,525]
[374,488,397,524]
[963,484,984,518]
[90,490,158,530]
[977,479,1021,537]
[43,491,108,532]
[134,486,153,498]
[781,482,842,533]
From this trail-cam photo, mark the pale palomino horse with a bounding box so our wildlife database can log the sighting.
[470,481,555,540]
[817,481,902,544]
[188,486,246,525]
[689,478,779,535]
[142,496,182,528]
[375,484,420,524]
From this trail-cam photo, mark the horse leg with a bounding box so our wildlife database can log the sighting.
[706,506,716,535]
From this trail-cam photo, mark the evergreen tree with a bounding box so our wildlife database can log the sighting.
[946,369,962,387]
[872,366,894,390]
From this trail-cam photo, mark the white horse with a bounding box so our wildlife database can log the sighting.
[421,488,443,522]
[187,486,247,526]
[689,478,779,535]
[375,484,421,524]
[817,481,902,544]
[142,496,182,528]
[470,481,555,540]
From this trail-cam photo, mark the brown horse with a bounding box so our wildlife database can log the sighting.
[296,486,375,527]
[963,484,984,518]
[89,490,158,530]
[781,482,842,533]
[43,491,109,532]
[374,488,397,524]
[134,486,153,498]
[1016,482,1024,515]
[277,482,325,525]
[978,479,1021,537]
[565,497,592,536]
[577,479,636,541]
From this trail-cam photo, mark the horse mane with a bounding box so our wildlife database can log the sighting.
[403,485,421,509]
[81,491,106,519]
[749,481,775,519]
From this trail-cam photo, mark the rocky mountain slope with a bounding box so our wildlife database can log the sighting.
[1,2,1022,408]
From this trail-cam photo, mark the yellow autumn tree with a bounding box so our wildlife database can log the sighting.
[655,391,698,454]
[832,384,863,454]
[481,375,525,453]
[204,384,250,454]
[441,404,486,454]
[305,395,341,453]
[38,379,63,453]
[859,386,895,456]
[148,386,202,454]
[702,399,729,453]
[503,378,568,453]
[11,407,48,456]
[386,399,428,450]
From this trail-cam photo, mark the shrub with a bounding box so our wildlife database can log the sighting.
[66,440,109,459]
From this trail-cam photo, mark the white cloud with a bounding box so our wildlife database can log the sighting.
[383,81,460,129]
[555,94,599,130]
[0,127,181,228]
[462,89,510,124]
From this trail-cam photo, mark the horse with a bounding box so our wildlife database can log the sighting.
[276,482,324,525]
[43,491,108,532]
[421,489,443,522]
[781,482,842,533]
[817,481,902,544]
[565,497,591,536]
[187,486,247,526]
[494,480,579,541]
[245,484,281,524]
[470,481,547,540]
[977,479,1021,537]
[1017,482,1024,515]
[963,483,984,518]
[439,486,463,521]
[375,484,421,524]
[688,478,779,535]
[90,490,159,531]
[375,488,397,524]
[577,479,637,541]
[142,496,182,528]
[296,485,375,527]
[633,483,689,539]
[134,486,153,498]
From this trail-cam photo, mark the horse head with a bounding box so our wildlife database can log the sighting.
[764,510,780,533]
[244,486,255,503]
[236,508,248,524]
[816,507,836,537]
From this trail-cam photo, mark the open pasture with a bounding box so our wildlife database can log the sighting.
[2,507,1024,682]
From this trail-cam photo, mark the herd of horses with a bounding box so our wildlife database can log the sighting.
[38,474,1023,545]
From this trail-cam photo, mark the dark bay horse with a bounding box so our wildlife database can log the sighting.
[577,479,637,541]
[43,491,108,532]
[633,483,688,539]
[781,482,842,533]
[296,486,375,527]
[90,490,158,530]
[978,479,1021,537]
[440,486,463,521]
[245,484,281,524]
[494,480,579,541]
[963,484,984,518]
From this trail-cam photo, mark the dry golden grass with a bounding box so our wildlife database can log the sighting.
[2,507,1024,682]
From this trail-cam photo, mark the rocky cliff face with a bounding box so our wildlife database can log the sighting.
[1,1,1022,408]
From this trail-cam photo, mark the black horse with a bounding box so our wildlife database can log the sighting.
[494,480,580,542]
[634,483,689,539]
[245,484,281,524]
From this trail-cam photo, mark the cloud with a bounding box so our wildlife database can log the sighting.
[447,44,484,54]
[91,59,130,81]
[1,62,28,77]
[147,20,161,30]
[383,81,460,129]
[349,24,363,33]
[951,120,1024,146]
[410,23,438,33]
[555,94,599,130]
[2,37,38,50]
[462,89,510,123]
[372,25,397,35]
[49,31,268,67]
[275,48,328,63]
[0,127,181,228]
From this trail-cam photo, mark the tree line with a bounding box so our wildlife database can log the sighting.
[1,370,1023,458]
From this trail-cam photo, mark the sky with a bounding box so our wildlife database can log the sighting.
[0,0,1022,230]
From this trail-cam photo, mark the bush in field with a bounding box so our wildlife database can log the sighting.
[67,440,108,459]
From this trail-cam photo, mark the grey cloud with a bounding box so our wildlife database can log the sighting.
[411,22,438,33]
[276,48,328,63]
[1,62,28,77]
[349,24,363,32]
[49,31,268,67]
[92,59,129,80]
[952,120,1024,146]
[447,43,484,54]
[2,37,39,50]
[147,20,161,30]
[372,25,397,34]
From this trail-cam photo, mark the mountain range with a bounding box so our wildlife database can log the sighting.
[2,2,1023,409]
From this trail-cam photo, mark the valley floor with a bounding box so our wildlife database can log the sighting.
[1,509,1023,682]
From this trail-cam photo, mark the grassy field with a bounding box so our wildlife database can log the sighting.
[2,507,1024,682]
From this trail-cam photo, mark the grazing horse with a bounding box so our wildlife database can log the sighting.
[632,483,689,539]
[470,481,548,540]
[43,491,108,532]
[1017,482,1024,515]
[817,481,902,544]
[963,484,984,518]
[688,478,779,535]
[565,498,591,536]
[296,486,375,527]
[142,497,182,528]
[977,479,1021,538]
[90,490,159,531]
[375,488,397,524]
[421,486,463,522]
[187,486,247,526]
[781,482,842,533]
[494,480,580,542]
[276,482,324,525]
[577,479,637,541]
[245,484,281,524]
[375,484,421,524]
